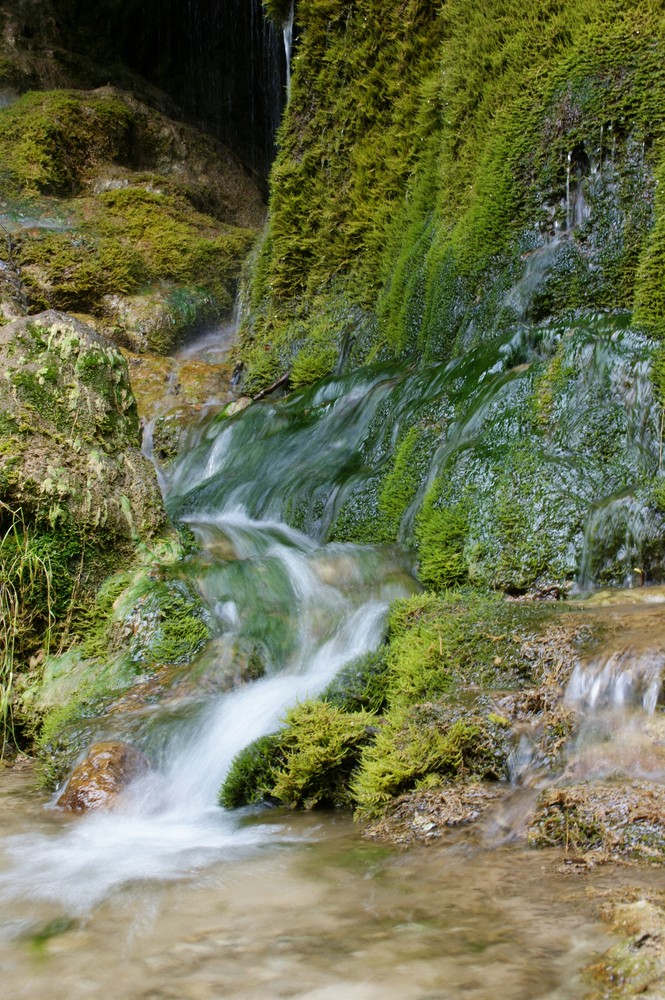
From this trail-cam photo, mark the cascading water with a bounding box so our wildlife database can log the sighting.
[0,390,418,912]
[1,335,664,996]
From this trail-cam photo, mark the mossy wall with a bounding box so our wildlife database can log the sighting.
[242,0,665,383]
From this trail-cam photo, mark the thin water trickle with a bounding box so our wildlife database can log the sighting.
[283,2,295,103]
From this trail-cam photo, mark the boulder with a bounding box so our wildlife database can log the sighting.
[56,741,150,812]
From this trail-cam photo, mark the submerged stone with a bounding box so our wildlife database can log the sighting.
[56,741,150,813]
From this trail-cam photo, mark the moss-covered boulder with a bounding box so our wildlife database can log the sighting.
[0,87,263,353]
[0,310,164,543]
[220,700,375,811]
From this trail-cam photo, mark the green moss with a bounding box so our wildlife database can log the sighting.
[291,344,337,388]
[634,161,665,338]
[530,340,575,431]
[415,480,470,590]
[219,733,282,809]
[246,0,665,378]
[376,427,423,542]
[271,700,374,809]
[352,703,508,819]
[262,0,294,25]
[111,576,211,668]
[383,590,546,708]
[0,90,134,195]
[16,186,256,326]
[322,647,389,714]
[651,345,665,408]
[220,700,375,811]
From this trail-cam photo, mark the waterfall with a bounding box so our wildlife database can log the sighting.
[283,2,295,103]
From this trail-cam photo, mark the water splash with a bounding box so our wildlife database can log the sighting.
[566,647,665,715]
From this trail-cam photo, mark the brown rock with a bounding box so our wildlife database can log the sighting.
[56,741,150,813]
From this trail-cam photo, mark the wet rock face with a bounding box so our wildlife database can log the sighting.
[0,309,169,700]
[56,741,150,812]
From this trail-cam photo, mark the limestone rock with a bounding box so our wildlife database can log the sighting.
[56,741,150,812]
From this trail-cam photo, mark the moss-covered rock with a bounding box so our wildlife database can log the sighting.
[26,549,213,785]
[0,310,163,537]
[218,587,603,822]
[587,894,665,999]
[242,0,665,389]
[351,703,510,819]
[0,86,264,353]
[0,310,171,752]
[219,700,375,811]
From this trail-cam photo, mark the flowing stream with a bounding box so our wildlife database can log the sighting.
[1,324,665,995]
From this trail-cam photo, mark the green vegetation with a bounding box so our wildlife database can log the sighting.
[352,704,509,819]
[220,734,282,809]
[219,700,374,810]
[262,0,293,25]
[0,506,54,755]
[415,482,470,590]
[270,701,374,809]
[322,648,389,714]
[27,547,211,784]
[242,0,665,386]
[0,313,170,759]
[382,591,546,707]
[0,90,133,196]
[0,88,261,352]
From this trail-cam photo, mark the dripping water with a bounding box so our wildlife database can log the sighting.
[283,2,295,103]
